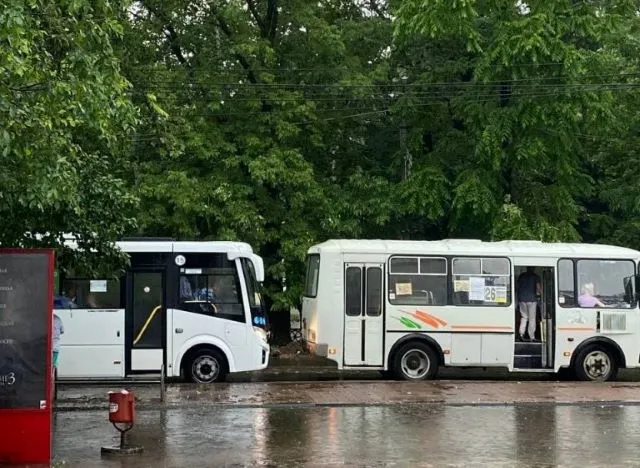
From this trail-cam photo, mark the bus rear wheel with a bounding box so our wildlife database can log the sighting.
[393,342,439,381]
[186,349,227,383]
[574,344,618,382]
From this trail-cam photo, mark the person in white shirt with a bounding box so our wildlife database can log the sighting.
[52,312,64,369]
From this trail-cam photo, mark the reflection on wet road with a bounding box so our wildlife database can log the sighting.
[54,404,640,467]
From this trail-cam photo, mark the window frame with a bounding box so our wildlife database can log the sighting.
[345,265,363,317]
[558,257,638,310]
[177,266,246,323]
[303,254,320,298]
[557,258,576,309]
[387,255,448,306]
[366,266,383,317]
[450,256,512,307]
[55,275,124,310]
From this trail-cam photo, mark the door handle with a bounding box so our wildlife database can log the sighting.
[175,328,183,334]
[117,331,120,337]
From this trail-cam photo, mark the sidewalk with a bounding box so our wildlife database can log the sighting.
[55,378,640,411]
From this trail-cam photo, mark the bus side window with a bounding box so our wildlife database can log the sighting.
[451,257,511,306]
[558,259,575,307]
[59,278,121,309]
[388,256,447,306]
[177,270,245,322]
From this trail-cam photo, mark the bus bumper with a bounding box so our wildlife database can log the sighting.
[260,343,270,369]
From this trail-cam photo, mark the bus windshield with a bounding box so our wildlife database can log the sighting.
[242,258,267,328]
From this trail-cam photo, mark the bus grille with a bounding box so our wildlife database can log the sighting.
[601,313,626,332]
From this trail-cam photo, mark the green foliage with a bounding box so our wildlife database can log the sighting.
[0,0,139,275]
[392,0,640,245]
[7,0,640,337]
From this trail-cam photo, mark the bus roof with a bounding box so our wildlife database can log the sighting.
[115,240,254,254]
[63,238,255,255]
[308,239,640,259]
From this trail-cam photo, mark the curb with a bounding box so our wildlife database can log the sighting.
[53,398,640,412]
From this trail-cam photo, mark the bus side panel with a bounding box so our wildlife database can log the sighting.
[384,304,514,368]
[555,308,640,371]
[56,308,125,378]
[384,331,452,370]
[168,308,258,374]
[303,251,344,368]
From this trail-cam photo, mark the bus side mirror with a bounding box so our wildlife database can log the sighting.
[634,275,640,304]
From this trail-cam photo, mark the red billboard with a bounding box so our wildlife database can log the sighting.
[0,249,55,464]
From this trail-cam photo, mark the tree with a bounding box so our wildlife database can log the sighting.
[392,0,640,242]
[0,0,139,275]
[120,0,403,339]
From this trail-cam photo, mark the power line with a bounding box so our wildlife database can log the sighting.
[124,87,640,141]
[122,83,640,105]
[127,73,640,89]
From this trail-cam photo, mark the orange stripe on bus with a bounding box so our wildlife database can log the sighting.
[417,311,448,327]
[413,311,444,328]
[451,325,513,331]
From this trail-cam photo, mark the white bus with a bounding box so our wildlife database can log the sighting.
[301,239,640,382]
[54,239,270,383]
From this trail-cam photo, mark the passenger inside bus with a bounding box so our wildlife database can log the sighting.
[178,275,221,314]
[54,285,78,309]
[577,283,605,308]
[180,276,194,300]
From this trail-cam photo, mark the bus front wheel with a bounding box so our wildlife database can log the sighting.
[574,344,618,382]
[393,342,439,381]
[186,348,228,383]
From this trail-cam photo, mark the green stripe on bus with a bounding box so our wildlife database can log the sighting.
[399,316,421,329]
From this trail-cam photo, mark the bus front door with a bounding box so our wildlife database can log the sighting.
[343,263,384,367]
[126,270,166,373]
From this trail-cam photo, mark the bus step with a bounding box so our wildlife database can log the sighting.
[514,342,543,356]
[514,355,542,369]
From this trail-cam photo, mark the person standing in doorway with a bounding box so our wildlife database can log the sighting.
[517,267,541,342]
[52,311,64,400]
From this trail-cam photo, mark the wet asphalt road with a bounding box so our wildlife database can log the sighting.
[45,366,640,466]
[53,403,640,467]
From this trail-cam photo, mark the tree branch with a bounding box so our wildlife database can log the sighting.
[266,0,278,43]
[368,0,388,19]
[246,0,266,31]
[212,7,260,85]
[143,2,195,79]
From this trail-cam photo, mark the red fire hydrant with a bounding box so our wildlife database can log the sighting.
[101,390,143,455]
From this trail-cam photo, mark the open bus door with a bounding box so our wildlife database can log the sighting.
[126,270,166,374]
[513,264,555,370]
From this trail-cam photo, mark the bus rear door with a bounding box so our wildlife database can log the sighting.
[343,263,384,366]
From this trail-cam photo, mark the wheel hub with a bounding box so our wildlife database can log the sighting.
[400,349,430,379]
[193,356,219,382]
[583,351,610,380]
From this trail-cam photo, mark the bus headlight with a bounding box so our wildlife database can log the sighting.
[253,326,268,343]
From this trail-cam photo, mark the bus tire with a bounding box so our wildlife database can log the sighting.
[573,344,618,382]
[393,341,439,381]
[185,348,228,384]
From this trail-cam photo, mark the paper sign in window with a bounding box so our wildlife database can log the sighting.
[454,280,469,292]
[469,277,485,301]
[395,282,413,296]
[89,280,107,293]
[495,287,508,303]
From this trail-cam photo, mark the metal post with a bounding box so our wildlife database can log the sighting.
[160,364,165,404]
